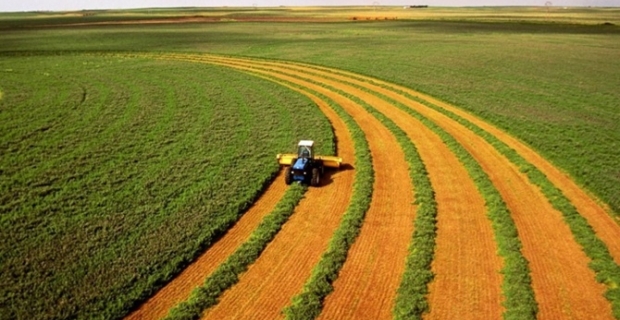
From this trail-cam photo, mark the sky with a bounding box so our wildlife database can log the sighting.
[1,0,618,12]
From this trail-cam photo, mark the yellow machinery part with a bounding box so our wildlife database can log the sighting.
[276,153,297,166]
[276,153,342,168]
[316,155,343,168]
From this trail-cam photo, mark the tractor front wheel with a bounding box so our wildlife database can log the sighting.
[284,167,293,185]
[311,168,320,186]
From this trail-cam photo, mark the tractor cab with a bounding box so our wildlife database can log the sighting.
[276,140,342,187]
[297,140,314,159]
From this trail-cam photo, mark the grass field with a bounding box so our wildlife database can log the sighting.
[2,10,617,213]
[0,54,334,319]
[1,6,619,320]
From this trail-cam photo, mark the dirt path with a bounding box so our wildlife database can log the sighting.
[125,172,288,320]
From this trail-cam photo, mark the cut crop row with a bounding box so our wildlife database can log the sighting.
[322,89,438,319]
[374,93,538,320]
[165,184,307,320]
[400,94,620,318]
[0,54,336,320]
[153,53,370,319]
[182,55,413,317]
[342,69,620,317]
[281,88,373,318]
[255,59,536,319]
[189,56,408,319]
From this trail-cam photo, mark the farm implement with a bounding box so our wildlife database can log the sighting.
[277,140,342,186]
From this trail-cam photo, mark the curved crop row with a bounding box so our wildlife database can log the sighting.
[282,88,374,318]
[0,54,336,320]
[267,71,438,318]
[172,61,360,319]
[298,75,520,319]
[387,99,537,319]
[296,70,534,319]
[149,53,616,320]
[165,183,306,320]
[261,57,617,319]
[330,89,439,319]
[334,64,611,318]
[408,96,620,318]
[341,71,620,317]
[203,55,530,318]
[16,52,614,320]
[182,54,417,319]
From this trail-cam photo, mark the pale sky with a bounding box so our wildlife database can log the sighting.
[1,0,618,12]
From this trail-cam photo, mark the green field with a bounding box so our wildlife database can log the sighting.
[1,7,619,319]
[0,54,334,318]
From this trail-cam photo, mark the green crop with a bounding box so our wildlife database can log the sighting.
[2,12,617,213]
[1,8,618,319]
[0,54,334,319]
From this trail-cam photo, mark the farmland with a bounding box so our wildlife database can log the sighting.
[1,6,619,320]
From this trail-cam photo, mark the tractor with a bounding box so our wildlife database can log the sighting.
[276,140,342,186]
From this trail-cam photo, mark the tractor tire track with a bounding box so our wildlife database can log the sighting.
[125,172,288,320]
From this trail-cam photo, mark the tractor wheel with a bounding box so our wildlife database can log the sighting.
[284,167,292,185]
[311,168,320,186]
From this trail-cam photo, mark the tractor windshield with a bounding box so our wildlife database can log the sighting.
[298,145,312,159]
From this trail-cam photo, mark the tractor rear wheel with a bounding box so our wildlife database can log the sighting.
[311,168,320,186]
[284,167,292,185]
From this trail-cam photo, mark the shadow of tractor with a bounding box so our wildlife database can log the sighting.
[318,163,354,187]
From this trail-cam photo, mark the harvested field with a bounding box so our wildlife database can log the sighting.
[118,53,619,320]
[200,90,356,319]
[125,172,288,320]
[3,10,620,320]
[4,52,618,320]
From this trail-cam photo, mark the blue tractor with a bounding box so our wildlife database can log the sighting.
[276,140,342,186]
